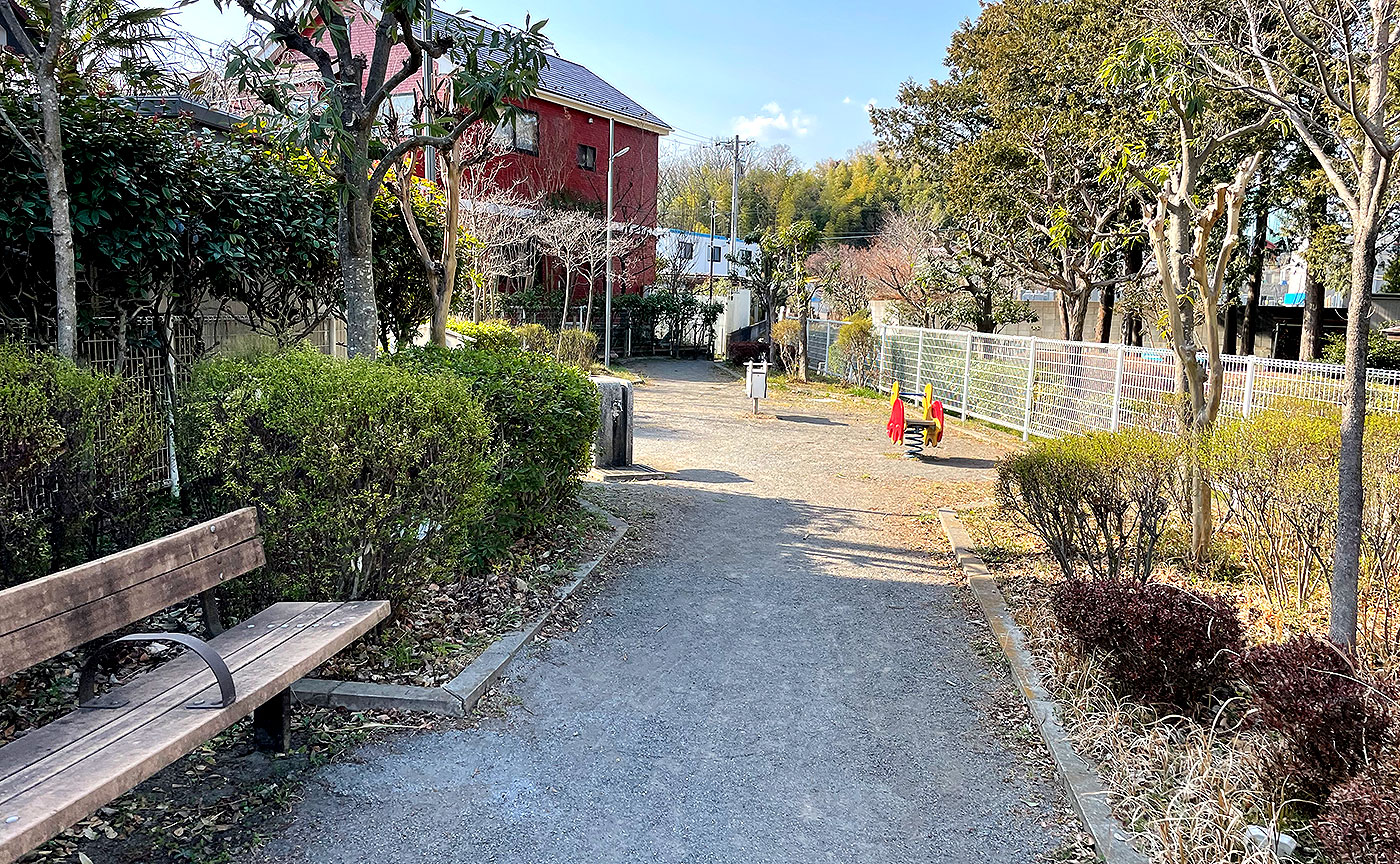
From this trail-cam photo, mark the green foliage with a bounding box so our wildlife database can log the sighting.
[1208,412,1340,610]
[516,322,552,354]
[447,319,522,353]
[554,329,598,371]
[389,345,599,555]
[1322,329,1400,371]
[831,312,876,385]
[177,347,495,612]
[0,96,339,338]
[0,340,170,586]
[996,429,1181,582]
[770,319,802,371]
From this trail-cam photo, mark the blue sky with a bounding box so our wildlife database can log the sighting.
[169,0,979,164]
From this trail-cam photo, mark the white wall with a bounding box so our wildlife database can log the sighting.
[657,229,760,281]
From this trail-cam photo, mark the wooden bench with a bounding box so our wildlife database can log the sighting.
[0,508,389,863]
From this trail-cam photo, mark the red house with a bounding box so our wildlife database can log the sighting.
[275,8,670,306]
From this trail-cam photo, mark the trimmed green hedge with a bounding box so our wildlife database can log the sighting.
[0,340,168,586]
[390,344,599,564]
[177,347,496,612]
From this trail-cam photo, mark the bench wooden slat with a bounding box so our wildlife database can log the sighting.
[0,536,266,680]
[0,603,348,794]
[0,600,388,862]
[0,603,319,785]
[0,509,259,639]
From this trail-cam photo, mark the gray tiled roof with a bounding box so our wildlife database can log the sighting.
[432,11,670,132]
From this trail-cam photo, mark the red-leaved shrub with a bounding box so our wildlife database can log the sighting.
[1051,579,1244,710]
[1241,635,1396,791]
[727,341,767,365]
[1315,758,1400,863]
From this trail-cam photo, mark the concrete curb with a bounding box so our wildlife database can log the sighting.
[711,361,744,381]
[937,508,1147,864]
[291,502,630,717]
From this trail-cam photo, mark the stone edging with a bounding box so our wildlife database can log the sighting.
[937,508,1148,864]
[292,501,631,717]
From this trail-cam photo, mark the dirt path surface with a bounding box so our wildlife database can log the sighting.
[250,360,1074,864]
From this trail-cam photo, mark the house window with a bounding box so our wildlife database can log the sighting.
[678,240,695,259]
[739,249,753,265]
[494,108,539,154]
[577,144,597,171]
[710,245,722,263]
[379,92,416,133]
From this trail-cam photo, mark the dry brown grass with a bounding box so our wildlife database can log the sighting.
[963,505,1315,864]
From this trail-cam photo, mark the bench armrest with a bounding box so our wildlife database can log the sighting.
[78,633,236,710]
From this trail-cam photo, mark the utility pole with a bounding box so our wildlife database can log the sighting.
[714,135,752,261]
[604,119,631,365]
[708,199,720,299]
[422,0,436,183]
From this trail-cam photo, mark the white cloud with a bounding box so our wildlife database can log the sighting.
[732,102,814,141]
[842,96,852,104]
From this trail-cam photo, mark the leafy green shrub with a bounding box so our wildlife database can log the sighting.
[0,340,168,586]
[1207,412,1339,610]
[1241,635,1396,791]
[1322,328,1400,371]
[996,430,1180,582]
[1052,578,1245,710]
[555,328,598,370]
[178,347,495,612]
[1316,757,1400,863]
[516,323,552,354]
[448,319,522,353]
[831,312,875,385]
[390,345,599,561]
[771,320,803,371]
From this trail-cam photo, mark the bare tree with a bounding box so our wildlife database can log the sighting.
[807,244,874,319]
[860,208,943,326]
[220,3,548,356]
[1160,0,1400,644]
[534,208,596,330]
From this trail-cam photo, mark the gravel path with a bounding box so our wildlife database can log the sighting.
[251,360,1072,864]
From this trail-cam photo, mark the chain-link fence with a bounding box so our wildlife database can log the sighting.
[9,314,344,510]
[807,319,1400,438]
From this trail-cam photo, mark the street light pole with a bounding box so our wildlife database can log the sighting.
[604,117,630,366]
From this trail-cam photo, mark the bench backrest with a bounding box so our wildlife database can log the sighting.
[0,508,264,680]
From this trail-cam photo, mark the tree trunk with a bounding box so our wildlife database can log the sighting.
[1300,195,1329,360]
[797,301,809,382]
[1300,267,1325,360]
[1095,283,1115,343]
[341,183,378,357]
[1057,281,1089,342]
[37,72,77,358]
[1241,195,1268,356]
[1332,213,1377,646]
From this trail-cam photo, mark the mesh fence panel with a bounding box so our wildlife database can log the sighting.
[807,321,1400,438]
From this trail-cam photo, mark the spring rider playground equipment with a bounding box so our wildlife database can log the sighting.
[886,382,944,458]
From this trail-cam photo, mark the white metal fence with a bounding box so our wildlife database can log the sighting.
[806,320,1400,439]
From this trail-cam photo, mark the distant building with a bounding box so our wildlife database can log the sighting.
[258,5,670,297]
[656,229,760,285]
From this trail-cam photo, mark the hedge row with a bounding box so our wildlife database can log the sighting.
[180,343,598,614]
[0,339,599,617]
[996,419,1400,861]
[0,342,174,586]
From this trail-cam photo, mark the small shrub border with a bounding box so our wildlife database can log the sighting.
[178,346,497,615]
[1050,577,1245,710]
[1240,635,1397,792]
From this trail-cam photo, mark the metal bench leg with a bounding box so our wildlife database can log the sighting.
[253,688,292,753]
